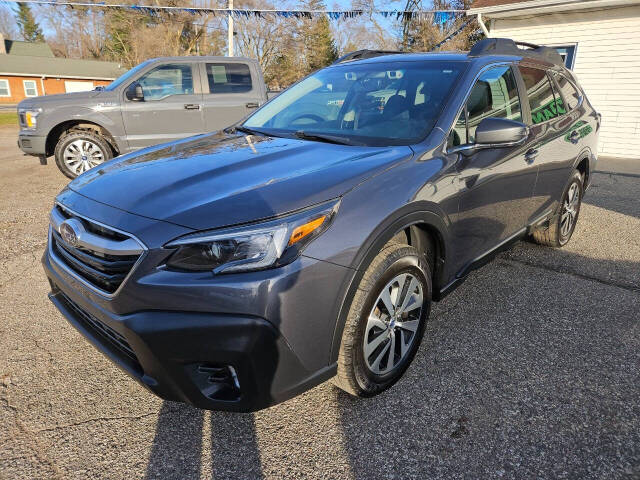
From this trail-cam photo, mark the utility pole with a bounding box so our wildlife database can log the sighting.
[227,0,234,57]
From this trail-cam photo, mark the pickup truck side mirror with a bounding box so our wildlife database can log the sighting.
[126,83,144,102]
[447,117,529,156]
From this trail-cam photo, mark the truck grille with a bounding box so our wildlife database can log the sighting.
[49,204,145,295]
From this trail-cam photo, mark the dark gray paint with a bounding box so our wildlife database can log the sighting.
[43,52,600,411]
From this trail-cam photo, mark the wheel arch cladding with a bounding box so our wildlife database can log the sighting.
[328,207,450,365]
[46,120,118,157]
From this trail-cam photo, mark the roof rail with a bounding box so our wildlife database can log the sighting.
[333,49,405,64]
[468,38,564,66]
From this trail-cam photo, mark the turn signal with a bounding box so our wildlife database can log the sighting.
[288,215,327,246]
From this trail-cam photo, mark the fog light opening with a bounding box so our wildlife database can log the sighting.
[196,363,242,401]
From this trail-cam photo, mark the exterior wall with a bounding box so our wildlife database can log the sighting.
[0,75,112,104]
[490,5,640,159]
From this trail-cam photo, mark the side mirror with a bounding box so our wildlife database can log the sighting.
[126,82,144,101]
[475,117,529,145]
[447,117,529,156]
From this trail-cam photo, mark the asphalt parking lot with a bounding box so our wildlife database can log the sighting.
[0,125,638,480]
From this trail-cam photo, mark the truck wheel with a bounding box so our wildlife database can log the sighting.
[54,130,113,179]
[334,244,431,397]
[531,170,583,248]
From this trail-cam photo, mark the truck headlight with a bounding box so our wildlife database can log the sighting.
[19,108,42,129]
[165,199,340,273]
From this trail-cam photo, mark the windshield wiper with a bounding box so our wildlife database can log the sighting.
[293,130,357,145]
[226,125,269,136]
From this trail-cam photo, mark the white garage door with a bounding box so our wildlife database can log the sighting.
[64,81,94,93]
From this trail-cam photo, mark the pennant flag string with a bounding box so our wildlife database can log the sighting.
[0,0,466,22]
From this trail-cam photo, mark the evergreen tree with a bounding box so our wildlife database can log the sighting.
[15,3,44,42]
[301,0,338,74]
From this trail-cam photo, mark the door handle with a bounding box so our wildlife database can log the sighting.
[568,130,580,144]
[184,104,201,110]
[245,102,259,109]
[525,148,538,164]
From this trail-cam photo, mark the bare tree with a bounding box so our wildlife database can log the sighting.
[0,5,18,39]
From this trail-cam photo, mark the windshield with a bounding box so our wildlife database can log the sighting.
[104,60,154,92]
[243,60,466,146]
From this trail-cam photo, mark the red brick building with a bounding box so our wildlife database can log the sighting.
[0,34,126,104]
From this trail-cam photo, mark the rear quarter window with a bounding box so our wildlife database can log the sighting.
[553,73,581,111]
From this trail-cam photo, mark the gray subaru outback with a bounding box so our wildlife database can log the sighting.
[43,39,599,412]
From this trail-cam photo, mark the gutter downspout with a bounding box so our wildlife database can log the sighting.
[477,13,490,36]
[40,76,46,96]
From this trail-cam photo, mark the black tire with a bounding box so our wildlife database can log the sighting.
[54,130,113,179]
[334,243,431,397]
[531,170,583,247]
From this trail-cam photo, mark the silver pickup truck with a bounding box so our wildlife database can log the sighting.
[17,56,270,178]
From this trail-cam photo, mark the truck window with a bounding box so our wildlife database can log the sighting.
[206,63,253,94]
[518,66,559,124]
[136,64,194,101]
[466,66,522,143]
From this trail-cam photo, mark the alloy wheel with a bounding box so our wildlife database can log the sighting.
[560,182,580,238]
[63,139,105,175]
[363,273,424,375]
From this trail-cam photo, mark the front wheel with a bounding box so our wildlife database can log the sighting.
[334,244,431,397]
[54,130,113,179]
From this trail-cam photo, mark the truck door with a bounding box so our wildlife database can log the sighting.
[199,61,264,132]
[121,62,204,150]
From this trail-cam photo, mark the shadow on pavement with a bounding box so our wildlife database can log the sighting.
[584,172,640,219]
[145,403,263,479]
[335,247,640,479]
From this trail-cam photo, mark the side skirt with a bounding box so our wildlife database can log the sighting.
[435,226,529,300]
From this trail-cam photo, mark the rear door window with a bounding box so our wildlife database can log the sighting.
[206,63,253,94]
[518,66,560,124]
[466,65,522,143]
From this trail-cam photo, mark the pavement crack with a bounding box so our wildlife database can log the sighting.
[35,410,164,433]
[0,250,42,290]
[499,258,639,294]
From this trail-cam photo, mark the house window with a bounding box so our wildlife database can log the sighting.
[553,45,577,70]
[23,80,38,97]
[0,79,10,97]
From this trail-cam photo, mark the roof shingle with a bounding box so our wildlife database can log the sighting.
[471,0,531,8]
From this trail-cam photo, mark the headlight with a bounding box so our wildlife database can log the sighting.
[19,108,42,129]
[164,199,340,273]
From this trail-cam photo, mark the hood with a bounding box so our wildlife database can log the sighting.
[18,90,105,109]
[69,132,413,230]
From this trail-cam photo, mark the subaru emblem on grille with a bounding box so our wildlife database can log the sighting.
[60,220,79,247]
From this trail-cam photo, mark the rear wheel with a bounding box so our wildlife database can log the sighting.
[334,243,431,397]
[54,130,113,179]
[531,170,583,247]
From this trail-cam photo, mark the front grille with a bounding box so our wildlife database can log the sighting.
[59,292,142,371]
[18,112,26,127]
[50,205,143,295]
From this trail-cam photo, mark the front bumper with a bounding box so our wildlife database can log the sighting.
[18,131,47,156]
[41,193,350,411]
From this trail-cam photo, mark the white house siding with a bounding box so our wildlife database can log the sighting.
[490,5,640,159]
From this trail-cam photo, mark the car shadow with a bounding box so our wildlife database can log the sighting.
[583,171,640,219]
[334,246,640,479]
